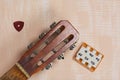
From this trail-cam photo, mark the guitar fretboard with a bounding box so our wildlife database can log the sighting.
[0,65,28,80]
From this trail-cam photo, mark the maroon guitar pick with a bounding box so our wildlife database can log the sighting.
[13,21,24,32]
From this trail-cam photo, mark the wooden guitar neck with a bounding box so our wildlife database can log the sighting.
[0,65,27,80]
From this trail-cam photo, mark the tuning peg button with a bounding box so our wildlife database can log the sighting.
[57,54,64,60]
[45,63,52,70]
[39,32,46,39]
[69,44,76,50]
[27,42,35,49]
[50,22,56,29]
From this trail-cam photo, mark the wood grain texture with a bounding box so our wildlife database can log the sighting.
[0,0,120,80]
[0,65,27,80]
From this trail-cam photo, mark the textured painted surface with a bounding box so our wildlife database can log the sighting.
[0,0,120,80]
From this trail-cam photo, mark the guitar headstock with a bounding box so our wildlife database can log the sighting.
[17,20,79,77]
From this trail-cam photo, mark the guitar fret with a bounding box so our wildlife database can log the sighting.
[16,63,30,78]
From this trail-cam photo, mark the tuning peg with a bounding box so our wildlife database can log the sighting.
[57,54,64,60]
[30,51,37,58]
[55,29,61,34]
[36,59,45,68]
[39,32,46,39]
[45,40,49,44]
[50,22,56,29]
[45,63,52,70]
[50,22,62,34]
[27,42,35,49]
[64,39,69,44]
[69,44,76,50]
[52,49,57,53]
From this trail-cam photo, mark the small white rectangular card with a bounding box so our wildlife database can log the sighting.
[73,42,104,72]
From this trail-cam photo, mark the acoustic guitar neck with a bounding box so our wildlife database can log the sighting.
[0,65,28,80]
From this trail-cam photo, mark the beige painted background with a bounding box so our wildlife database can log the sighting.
[0,0,120,80]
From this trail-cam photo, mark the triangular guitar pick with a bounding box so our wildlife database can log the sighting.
[13,21,24,32]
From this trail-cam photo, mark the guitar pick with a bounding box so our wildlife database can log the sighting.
[13,21,24,32]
